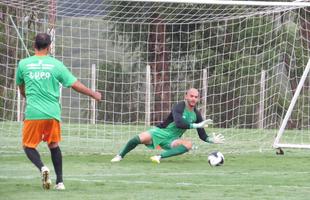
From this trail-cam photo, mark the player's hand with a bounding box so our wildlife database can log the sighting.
[209,133,225,144]
[192,119,213,128]
[92,91,102,101]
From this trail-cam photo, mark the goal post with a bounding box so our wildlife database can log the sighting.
[273,58,310,149]
[1,0,310,154]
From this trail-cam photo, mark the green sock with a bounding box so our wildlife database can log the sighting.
[160,145,188,159]
[119,136,141,158]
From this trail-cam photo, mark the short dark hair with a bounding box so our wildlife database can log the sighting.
[34,33,51,50]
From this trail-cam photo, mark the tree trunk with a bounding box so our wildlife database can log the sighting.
[48,0,56,56]
[148,18,171,124]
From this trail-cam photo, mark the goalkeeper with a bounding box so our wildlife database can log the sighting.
[111,88,224,163]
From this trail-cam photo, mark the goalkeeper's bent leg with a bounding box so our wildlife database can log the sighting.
[119,135,141,158]
[160,145,188,159]
[24,147,44,171]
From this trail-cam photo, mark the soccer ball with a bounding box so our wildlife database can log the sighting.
[208,151,224,166]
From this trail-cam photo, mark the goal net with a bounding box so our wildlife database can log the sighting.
[1,0,310,155]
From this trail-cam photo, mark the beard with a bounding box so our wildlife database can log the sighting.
[186,99,197,108]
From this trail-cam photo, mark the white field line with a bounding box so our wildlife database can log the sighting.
[1,170,310,176]
[1,175,310,189]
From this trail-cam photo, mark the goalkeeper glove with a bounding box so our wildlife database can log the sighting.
[191,119,213,129]
[206,133,225,144]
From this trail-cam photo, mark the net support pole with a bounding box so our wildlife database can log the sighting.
[273,58,310,148]
[202,68,208,119]
[9,15,30,57]
[145,65,151,125]
[17,88,21,122]
[259,70,266,129]
[91,64,96,124]
[9,15,29,122]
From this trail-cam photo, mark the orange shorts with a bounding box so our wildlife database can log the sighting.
[22,119,61,148]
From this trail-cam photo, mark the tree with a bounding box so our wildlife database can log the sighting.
[105,2,309,128]
[0,1,41,121]
[148,15,171,123]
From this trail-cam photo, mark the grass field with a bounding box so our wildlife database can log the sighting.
[1,151,310,200]
[1,122,310,199]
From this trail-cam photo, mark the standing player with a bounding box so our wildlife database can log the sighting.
[111,88,224,163]
[16,33,101,190]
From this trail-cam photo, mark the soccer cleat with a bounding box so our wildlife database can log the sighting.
[150,155,161,164]
[41,166,51,190]
[111,155,122,162]
[54,182,65,190]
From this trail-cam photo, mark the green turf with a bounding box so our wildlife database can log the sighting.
[1,121,310,199]
[2,121,310,155]
[1,152,310,200]
[0,121,278,154]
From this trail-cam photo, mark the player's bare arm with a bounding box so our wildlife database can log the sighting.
[71,80,101,101]
[18,84,26,98]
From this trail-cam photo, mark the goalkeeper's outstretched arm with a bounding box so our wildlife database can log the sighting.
[193,109,211,142]
[194,109,224,144]
[196,126,225,144]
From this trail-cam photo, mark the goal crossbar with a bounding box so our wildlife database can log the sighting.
[131,0,310,7]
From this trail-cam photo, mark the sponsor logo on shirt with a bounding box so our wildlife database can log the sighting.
[29,71,51,80]
[27,60,54,80]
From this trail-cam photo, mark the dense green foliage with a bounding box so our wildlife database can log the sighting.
[107,3,310,128]
[0,4,37,121]
[1,2,310,129]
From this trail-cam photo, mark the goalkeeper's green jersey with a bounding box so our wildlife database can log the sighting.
[147,101,210,150]
[161,106,197,138]
[16,55,77,121]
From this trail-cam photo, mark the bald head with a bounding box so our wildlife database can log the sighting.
[185,88,200,109]
[186,88,199,96]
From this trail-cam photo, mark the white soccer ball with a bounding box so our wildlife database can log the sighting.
[208,151,224,166]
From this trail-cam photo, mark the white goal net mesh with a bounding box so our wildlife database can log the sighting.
[1,0,310,154]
